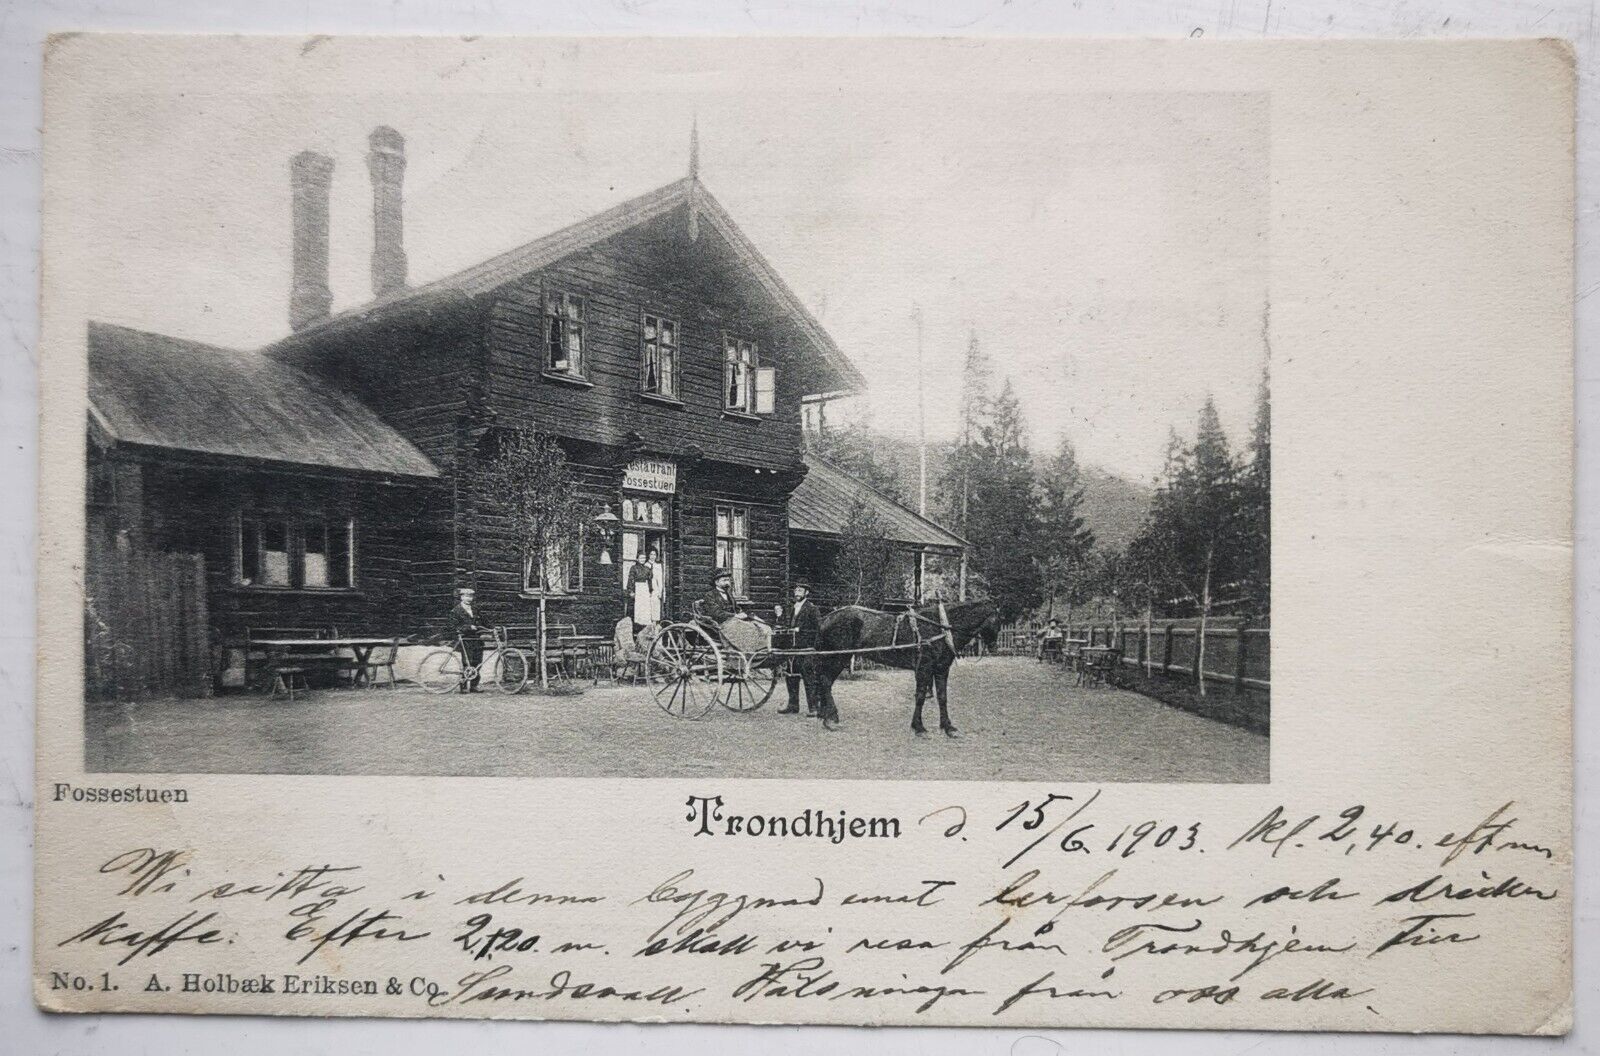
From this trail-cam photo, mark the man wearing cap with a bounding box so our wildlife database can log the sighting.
[774,578,821,717]
[446,587,487,693]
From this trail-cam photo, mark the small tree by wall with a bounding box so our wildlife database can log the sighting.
[837,493,894,605]
[479,430,588,689]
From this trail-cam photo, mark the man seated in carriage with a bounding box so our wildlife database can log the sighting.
[696,568,772,655]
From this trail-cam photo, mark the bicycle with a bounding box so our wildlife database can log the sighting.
[416,630,531,695]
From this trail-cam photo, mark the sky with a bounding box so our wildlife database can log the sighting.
[85,80,1268,483]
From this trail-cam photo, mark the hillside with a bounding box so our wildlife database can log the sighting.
[825,428,1152,550]
[1077,465,1153,551]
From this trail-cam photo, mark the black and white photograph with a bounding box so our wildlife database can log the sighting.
[80,76,1271,782]
[23,29,1579,1041]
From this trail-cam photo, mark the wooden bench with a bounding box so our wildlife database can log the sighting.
[245,626,357,693]
[244,626,328,692]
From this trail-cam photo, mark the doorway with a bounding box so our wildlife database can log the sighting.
[621,494,671,622]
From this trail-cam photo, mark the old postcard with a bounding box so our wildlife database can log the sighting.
[34,35,1572,1032]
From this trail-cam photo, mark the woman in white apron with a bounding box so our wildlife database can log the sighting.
[628,545,664,631]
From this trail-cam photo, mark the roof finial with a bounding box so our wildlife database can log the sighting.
[686,116,702,242]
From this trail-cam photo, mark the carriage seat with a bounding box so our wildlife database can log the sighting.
[689,599,772,654]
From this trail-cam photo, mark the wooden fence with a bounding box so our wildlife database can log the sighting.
[998,618,1270,695]
[85,539,211,701]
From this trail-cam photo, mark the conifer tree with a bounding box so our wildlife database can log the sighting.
[1037,436,1095,624]
[810,408,908,504]
[966,378,1043,621]
[1241,364,1271,618]
[1129,396,1247,695]
[939,330,994,538]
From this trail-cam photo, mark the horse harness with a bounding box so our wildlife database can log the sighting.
[821,602,960,663]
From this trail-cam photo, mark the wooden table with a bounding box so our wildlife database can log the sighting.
[253,637,399,692]
[1078,645,1123,687]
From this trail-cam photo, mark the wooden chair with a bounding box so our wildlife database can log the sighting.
[354,638,400,688]
[547,624,580,682]
[500,624,578,685]
[268,664,310,700]
[586,639,616,685]
[1081,647,1122,688]
[611,617,648,684]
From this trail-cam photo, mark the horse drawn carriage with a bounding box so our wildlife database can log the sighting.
[641,597,1000,728]
[642,615,791,719]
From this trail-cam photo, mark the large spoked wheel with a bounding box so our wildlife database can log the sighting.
[491,647,531,694]
[417,648,466,695]
[648,623,723,720]
[719,651,781,712]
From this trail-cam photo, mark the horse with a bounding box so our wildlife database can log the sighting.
[808,600,1002,737]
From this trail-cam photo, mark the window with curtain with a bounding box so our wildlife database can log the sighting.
[723,335,756,413]
[236,513,353,589]
[545,289,586,375]
[642,313,679,398]
[714,505,750,598]
[523,529,585,596]
[301,518,353,589]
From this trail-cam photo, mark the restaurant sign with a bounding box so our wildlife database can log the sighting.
[623,458,677,495]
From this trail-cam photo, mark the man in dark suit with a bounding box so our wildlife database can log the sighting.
[698,568,745,625]
[774,578,821,717]
[446,587,486,693]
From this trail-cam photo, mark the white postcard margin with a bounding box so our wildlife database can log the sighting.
[32,35,1575,1034]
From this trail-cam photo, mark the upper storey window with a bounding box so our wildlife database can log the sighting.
[641,313,679,399]
[545,290,586,376]
[724,335,775,416]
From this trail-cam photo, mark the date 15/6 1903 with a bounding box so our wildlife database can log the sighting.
[921,791,1204,869]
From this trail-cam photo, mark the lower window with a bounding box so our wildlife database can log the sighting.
[524,530,585,596]
[714,505,749,598]
[237,513,355,590]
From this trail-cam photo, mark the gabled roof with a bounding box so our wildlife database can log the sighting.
[266,177,865,391]
[789,453,966,553]
[87,322,439,479]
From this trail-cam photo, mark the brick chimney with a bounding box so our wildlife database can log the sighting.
[367,126,408,297]
[288,150,334,331]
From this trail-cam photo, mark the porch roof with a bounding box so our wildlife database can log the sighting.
[789,453,967,553]
[87,322,440,479]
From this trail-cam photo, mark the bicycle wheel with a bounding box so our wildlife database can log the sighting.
[417,648,466,695]
[491,647,531,694]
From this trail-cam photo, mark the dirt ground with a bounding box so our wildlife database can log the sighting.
[84,657,1268,783]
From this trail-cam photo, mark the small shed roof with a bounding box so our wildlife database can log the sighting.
[789,453,966,553]
[87,322,439,478]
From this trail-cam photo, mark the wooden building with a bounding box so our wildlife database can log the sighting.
[86,323,448,686]
[84,127,966,688]
[788,453,968,609]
